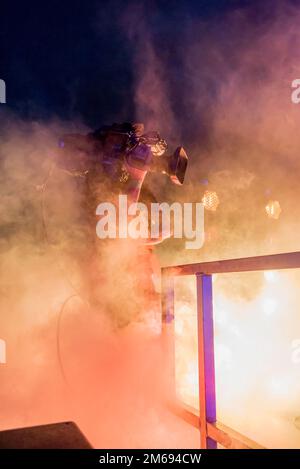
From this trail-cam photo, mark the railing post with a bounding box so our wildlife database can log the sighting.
[161,272,175,397]
[196,273,217,449]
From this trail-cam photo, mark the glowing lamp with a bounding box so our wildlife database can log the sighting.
[202,190,220,211]
[265,200,281,219]
[263,270,278,283]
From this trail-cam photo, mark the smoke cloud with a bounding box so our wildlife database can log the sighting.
[1,0,300,449]
[122,0,300,448]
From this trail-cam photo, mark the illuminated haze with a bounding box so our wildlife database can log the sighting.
[0,1,300,448]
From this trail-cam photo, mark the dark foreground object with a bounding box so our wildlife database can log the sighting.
[0,421,92,449]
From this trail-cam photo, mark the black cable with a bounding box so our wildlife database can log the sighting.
[38,166,91,384]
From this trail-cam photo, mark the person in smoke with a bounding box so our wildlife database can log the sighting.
[43,122,188,326]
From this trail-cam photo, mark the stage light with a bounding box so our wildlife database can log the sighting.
[264,270,278,283]
[265,200,281,219]
[202,190,220,211]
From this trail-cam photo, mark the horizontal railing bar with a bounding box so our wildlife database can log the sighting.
[169,401,200,429]
[207,422,264,450]
[162,251,300,277]
[171,401,264,449]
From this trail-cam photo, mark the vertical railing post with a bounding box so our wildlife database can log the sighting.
[161,272,175,397]
[196,273,217,449]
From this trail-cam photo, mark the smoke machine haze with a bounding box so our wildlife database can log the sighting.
[1,0,300,453]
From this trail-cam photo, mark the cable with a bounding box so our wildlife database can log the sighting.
[38,165,91,384]
[56,294,78,386]
[39,169,86,298]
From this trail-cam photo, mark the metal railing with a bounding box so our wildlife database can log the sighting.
[161,251,300,449]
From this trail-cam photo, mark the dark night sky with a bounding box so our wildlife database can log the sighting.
[1,0,300,255]
[1,0,258,128]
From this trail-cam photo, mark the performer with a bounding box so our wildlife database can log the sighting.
[41,122,188,326]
